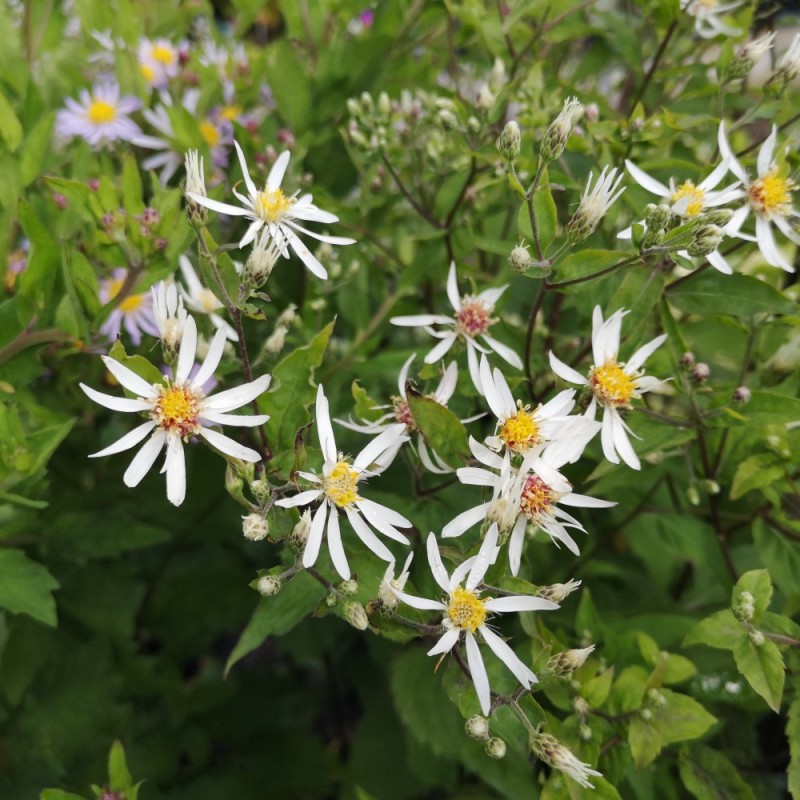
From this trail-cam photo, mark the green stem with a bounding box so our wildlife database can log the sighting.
[545,255,640,289]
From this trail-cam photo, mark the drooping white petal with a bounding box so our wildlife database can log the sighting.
[466,341,483,396]
[456,467,498,487]
[80,383,152,413]
[756,216,794,271]
[479,625,537,688]
[390,314,455,327]
[203,374,272,413]
[356,500,410,544]
[548,352,587,386]
[274,488,323,508]
[302,502,329,568]
[559,491,616,509]
[417,437,451,474]
[353,424,408,471]
[626,333,666,373]
[717,122,748,183]
[266,150,291,192]
[706,249,733,275]
[164,434,187,506]
[426,532,452,592]
[773,214,800,246]
[356,497,412,529]
[468,436,505,469]
[326,509,351,580]
[508,516,527,576]
[624,160,669,197]
[600,409,620,464]
[346,507,395,562]
[441,503,491,538]
[465,631,491,715]
[427,626,460,656]
[100,357,158,398]
[191,324,228,390]
[285,221,355,246]
[123,430,166,487]
[283,226,329,279]
[446,261,462,312]
[186,193,251,217]
[198,426,261,462]
[392,586,447,612]
[200,411,270,427]
[175,315,198,384]
[611,411,640,469]
[434,361,458,405]
[481,334,523,370]
[89,420,156,458]
[424,333,458,364]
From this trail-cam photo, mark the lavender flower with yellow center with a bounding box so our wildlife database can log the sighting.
[549,306,667,470]
[99,268,159,346]
[80,316,271,506]
[56,83,141,149]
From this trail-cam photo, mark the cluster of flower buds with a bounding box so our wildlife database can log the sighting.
[541,98,583,162]
[529,728,602,789]
[546,645,595,676]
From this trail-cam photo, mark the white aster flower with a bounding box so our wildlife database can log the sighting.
[392,525,559,715]
[443,437,613,574]
[390,261,522,395]
[479,355,597,462]
[274,385,412,580]
[378,552,414,609]
[138,38,180,88]
[336,354,470,474]
[549,306,667,470]
[718,122,799,272]
[620,157,742,273]
[187,141,356,279]
[99,268,159,346]
[566,166,625,240]
[178,255,237,341]
[680,0,743,39]
[151,281,187,351]
[55,83,141,149]
[80,316,270,506]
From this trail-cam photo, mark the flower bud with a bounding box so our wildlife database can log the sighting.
[343,601,369,631]
[732,386,751,404]
[749,629,765,646]
[541,97,583,161]
[701,208,733,227]
[687,485,701,506]
[579,723,593,741]
[485,737,506,759]
[339,579,359,596]
[291,509,312,549]
[702,479,720,495]
[476,85,495,110]
[265,325,288,355]
[547,645,595,676]
[184,150,208,227]
[508,243,532,272]
[641,226,665,250]
[245,233,283,287]
[584,102,599,122]
[530,730,602,789]
[692,362,710,384]
[734,590,755,623]
[378,91,391,117]
[687,224,724,257]
[537,579,581,603]
[250,479,270,503]
[644,203,672,230]
[257,575,281,596]
[727,32,775,81]
[681,351,696,368]
[466,715,490,740]
[640,707,653,721]
[242,513,269,541]
[497,120,521,160]
[326,591,338,608]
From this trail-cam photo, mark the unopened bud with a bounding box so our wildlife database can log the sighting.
[343,601,369,630]
[537,579,581,603]
[326,591,338,608]
[508,243,532,272]
[250,479,269,503]
[573,696,589,715]
[265,325,288,355]
[242,513,269,541]
[485,737,506,759]
[547,645,595,676]
[640,707,653,721]
[466,715,490,740]
[644,203,671,230]
[692,362,710,383]
[687,485,701,506]
[687,224,724,257]
[184,150,208,227]
[530,731,602,789]
[681,351,696,368]
[727,32,775,81]
[749,629,765,646]
[702,209,733,227]
[245,234,283,287]
[291,509,312,549]
[584,102,599,122]
[702,479,720,495]
[339,579,359,596]
[734,591,755,622]
[541,97,583,161]
[257,575,281,596]
[497,120,521,160]
[378,91,391,117]
[732,386,751,404]
[347,97,361,117]
[641,226,665,250]
[647,688,667,707]
[579,722,593,740]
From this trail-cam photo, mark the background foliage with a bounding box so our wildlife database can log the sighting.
[0,0,798,798]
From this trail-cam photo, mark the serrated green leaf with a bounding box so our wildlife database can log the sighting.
[683,610,745,651]
[753,518,800,597]
[108,340,165,387]
[0,548,59,626]
[669,272,796,317]
[732,569,771,624]
[732,636,784,712]
[788,694,800,800]
[629,713,663,768]
[261,320,334,456]
[0,91,23,151]
[583,666,614,707]
[553,249,627,290]
[16,200,60,323]
[731,454,784,500]
[651,689,717,746]
[678,744,756,800]
[406,387,468,469]
[226,571,326,674]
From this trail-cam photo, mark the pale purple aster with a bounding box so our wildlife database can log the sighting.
[55,83,142,149]
[99,268,159,346]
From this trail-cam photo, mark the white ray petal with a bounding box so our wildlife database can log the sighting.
[626,333,666,373]
[163,434,186,506]
[346,507,395,561]
[427,626,460,656]
[302,502,328,568]
[274,489,323,508]
[186,193,251,217]
[202,374,272,413]
[200,411,270,427]
[100,357,158,398]
[198,427,261,462]
[625,160,669,197]
[175,315,198,384]
[123,430,166,487]
[424,333,457,364]
[267,150,291,192]
[80,383,152,413]
[326,509,351,580]
[353,424,408,471]
[393,587,446,611]
[479,625,537,688]
[481,334,523,370]
[441,503,491,538]
[234,140,257,198]
[89,420,156,458]
[192,323,228,390]
[611,411,640,469]
[465,632,491,716]
[465,523,498,590]
[446,261,462,312]
[548,352,587,386]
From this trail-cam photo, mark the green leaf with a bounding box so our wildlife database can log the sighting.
[16,200,60,323]
[731,454,784,500]
[583,666,614,707]
[753,518,800,597]
[731,391,800,426]
[788,694,800,800]
[683,610,745,651]
[406,387,469,469]
[678,745,756,800]
[629,713,663,769]
[0,90,23,151]
[121,153,145,216]
[651,689,717,746]
[553,249,626,290]
[261,320,334,456]
[39,791,87,800]
[732,636,784,712]
[732,570,771,624]
[108,340,165,387]
[669,272,796,317]
[20,112,54,187]
[0,548,59,625]
[108,740,133,791]
[352,380,384,422]
[225,571,326,674]
[609,262,666,334]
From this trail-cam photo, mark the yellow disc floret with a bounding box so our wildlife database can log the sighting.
[519,475,556,522]
[255,188,295,223]
[748,169,793,218]
[324,460,360,508]
[88,100,117,125]
[152,384,201,437]
[199,120,220,147]
[671,180,705,217]
[447,587,487,632]
[589,360,636,407]
[140,63,157,83]
[151,44,176,65]
[499,404,539,451]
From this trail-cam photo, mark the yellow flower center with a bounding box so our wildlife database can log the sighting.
[748,169,793,217]
[220,104,242,122]
[589,360,636,407]
[152,384,201,437]
[499,404,539,451]
[151,44,176,65]
[455,297,493,338]
[139,63,156,83]
[199,120,220,147]
[519,475,556,522]
[107,278,145,313]
[447,587,487,632]
[87,100,117,125]
[197,288,220,313]
[255,188,295,223]
[324,460,360,508]
[671,180,705,217]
